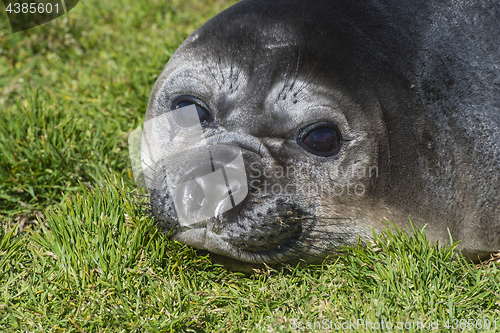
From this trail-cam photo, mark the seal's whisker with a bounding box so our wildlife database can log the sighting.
[288,40,302,93]
[294,217,354,220]
[228,41,243,94]
[277,60,292,102]
[304,201,355,209]
[294,46,326,99]
[299,233,353,243]
[229,41,234,90]
[304,223,354,229]
[203,53,223,90]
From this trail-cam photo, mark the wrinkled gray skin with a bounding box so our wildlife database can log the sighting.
[145,0,500,270]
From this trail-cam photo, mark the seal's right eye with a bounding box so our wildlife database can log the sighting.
[174,101,211,124]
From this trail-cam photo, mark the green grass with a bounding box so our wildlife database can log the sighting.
[1,0,500,331]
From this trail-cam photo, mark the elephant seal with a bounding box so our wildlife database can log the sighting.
[140,0,500,269]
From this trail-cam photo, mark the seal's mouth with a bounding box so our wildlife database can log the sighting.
[186,249,271,272]
[199,251,275,272]
[171,224,302,265]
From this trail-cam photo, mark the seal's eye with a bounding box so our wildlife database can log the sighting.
[300,126,341,156]
[174,101,211,124]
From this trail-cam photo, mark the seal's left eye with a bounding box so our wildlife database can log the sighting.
[301,127,341,156]
[175,102,211,124]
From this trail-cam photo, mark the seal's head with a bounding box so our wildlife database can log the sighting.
[133,0,500,269]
